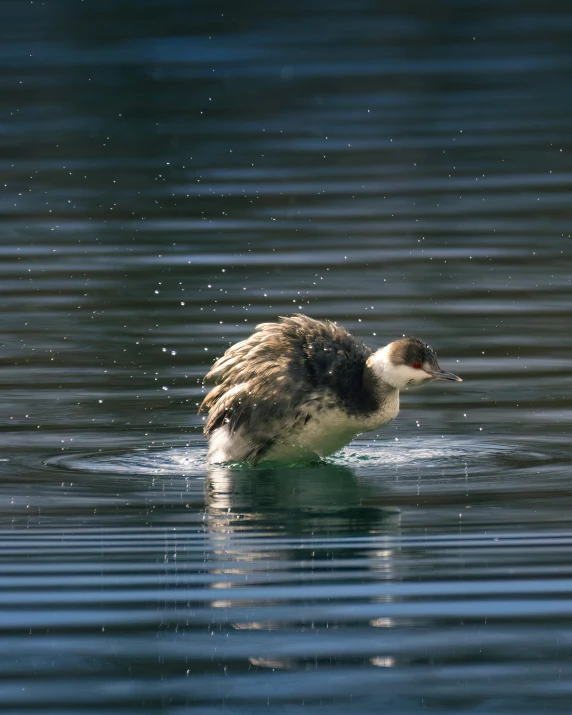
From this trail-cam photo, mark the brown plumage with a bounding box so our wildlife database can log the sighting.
[199,314,461,464]
[199,315,376,462]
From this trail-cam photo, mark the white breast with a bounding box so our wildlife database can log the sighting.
[206,389,400,465]
[263,390,400,463]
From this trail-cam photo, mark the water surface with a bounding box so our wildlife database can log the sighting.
[2,0,572,712]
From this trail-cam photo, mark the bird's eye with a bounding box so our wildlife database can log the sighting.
[412,362,422,369]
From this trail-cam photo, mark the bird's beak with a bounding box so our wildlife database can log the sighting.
[431,367,462,382]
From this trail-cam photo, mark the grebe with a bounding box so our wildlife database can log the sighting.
[199,314,461,465]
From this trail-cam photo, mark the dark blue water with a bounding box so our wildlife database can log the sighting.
[2,1,572,712]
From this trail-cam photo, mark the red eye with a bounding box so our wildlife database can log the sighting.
[412,362,422,369]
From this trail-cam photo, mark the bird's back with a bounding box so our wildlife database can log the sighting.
[199,315,375,461]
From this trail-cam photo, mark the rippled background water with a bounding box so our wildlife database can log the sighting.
[2,0,572,712]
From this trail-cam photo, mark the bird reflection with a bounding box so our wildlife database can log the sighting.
[204,461,401,538]
[203,461,402,670]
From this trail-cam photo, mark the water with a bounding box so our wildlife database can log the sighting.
[2,0,572,711]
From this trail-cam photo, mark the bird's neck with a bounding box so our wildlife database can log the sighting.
[362,360,400,428]
[363,353,399,405]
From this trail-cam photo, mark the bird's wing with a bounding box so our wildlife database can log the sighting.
[199,315,371,440]
[199,315,329,437]
[199,315,374,444]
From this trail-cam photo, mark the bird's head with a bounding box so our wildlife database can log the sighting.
[367,336,462,390]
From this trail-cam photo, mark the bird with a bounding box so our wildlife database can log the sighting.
[199,314,462,465]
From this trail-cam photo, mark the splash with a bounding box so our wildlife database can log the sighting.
[46,444,207,476]
[44,436,502,477]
